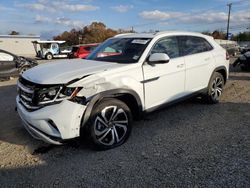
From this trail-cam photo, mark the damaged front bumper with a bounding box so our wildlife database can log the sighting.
[16,96,87,145]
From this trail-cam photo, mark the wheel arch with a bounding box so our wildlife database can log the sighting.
[81,89,143,127]
[208,66,228,86]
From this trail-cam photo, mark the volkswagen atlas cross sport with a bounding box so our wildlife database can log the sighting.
[16,31,229,150]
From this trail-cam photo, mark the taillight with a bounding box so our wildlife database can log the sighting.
[226,51,230,60]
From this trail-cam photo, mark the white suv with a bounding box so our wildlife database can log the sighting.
[16,31,229,149]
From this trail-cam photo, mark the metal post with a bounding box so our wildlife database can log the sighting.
[226,3,232,40]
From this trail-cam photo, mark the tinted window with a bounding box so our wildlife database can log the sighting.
[89,46,97,52]
[71,47,79,52]
[179,36,213,56]
[151,37,180,58]
[42,43,51,49]
[84,46,91,51]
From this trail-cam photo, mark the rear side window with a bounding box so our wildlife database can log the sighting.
[178,36,213,56]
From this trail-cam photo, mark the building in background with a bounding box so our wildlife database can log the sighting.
[0,35,40,57]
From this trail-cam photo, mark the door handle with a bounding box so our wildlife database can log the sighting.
[204,57,210,61]
[177,64,184,68]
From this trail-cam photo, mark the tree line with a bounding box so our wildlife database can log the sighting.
[203,30,250,41]
[53,22,131,46]
[54,25,250,45]
[8,22,250,45]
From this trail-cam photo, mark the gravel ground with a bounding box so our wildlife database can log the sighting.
[0,58,249,187]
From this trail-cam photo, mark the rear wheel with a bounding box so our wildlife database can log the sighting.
[205,72,224,104]
[87,98,132,150]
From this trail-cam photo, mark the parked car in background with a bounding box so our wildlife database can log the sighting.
[0,49,37,78]
[239,44,250,54]
[68,43,99,59]
[32,41,71,60]
[233,51,250,71]
[220,44,238,57]
[16,31,229,149]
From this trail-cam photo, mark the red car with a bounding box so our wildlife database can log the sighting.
[69,43,99,59]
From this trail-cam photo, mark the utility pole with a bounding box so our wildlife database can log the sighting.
[226,3,232,40]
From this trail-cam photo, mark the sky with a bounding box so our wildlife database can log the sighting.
[0,0,250,39]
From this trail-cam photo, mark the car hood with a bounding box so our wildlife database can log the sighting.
[22,59,126,84]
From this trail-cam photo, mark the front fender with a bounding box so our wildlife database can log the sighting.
[81,88,142,127]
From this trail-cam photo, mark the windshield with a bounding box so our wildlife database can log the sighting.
[41,43,51,49]
[87,38,151,63]
[72,47,79,52]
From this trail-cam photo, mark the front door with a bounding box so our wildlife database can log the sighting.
[142,36,186,110]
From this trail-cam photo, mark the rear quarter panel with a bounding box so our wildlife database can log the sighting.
[210,39,229,79]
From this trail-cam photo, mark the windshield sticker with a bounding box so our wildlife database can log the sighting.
[133,55,139,60]
[131,39,149,45]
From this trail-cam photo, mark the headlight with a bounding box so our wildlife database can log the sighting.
[36,86,81,105]
[60,87,79,97]
[36,86,61,104]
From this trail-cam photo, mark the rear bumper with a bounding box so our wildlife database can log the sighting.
[16,96,86,144]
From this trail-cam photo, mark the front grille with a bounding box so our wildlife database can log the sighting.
[18,78,39,111]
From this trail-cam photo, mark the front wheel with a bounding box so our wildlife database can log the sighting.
[205,72,225,104]
[87,98,132,150]
[46,53,53,60]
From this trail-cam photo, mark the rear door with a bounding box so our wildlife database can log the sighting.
[178,36,214,93]
[0,51,17,77]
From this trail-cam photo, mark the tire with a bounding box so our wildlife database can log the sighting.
[46,53,53,60]
[87,98,132,150]
[19,66,29,75]
[205,72,225,104]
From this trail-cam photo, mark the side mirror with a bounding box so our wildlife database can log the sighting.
[148,53,170,64]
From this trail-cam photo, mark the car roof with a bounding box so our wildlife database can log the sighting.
[32,40,65,44]
[114,31,211,39]
[0,49,17,57]
[74,43,99,47]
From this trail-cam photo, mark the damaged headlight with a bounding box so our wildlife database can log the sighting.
[35,86,82,105]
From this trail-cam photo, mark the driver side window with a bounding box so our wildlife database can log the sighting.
[151,37,180,59]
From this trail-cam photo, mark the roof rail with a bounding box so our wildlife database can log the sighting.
[114,33,134,37]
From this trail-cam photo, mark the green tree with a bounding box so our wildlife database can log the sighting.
[53,22,119,46]
[212,30,226,39]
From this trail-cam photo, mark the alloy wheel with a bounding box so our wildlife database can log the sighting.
[94,106,128,146]
[211,77,223,100]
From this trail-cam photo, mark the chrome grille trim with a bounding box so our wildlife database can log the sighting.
[19,97,39,110]
[20,94,32,102]
[17,80,34,94]
[17,79,39,110]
